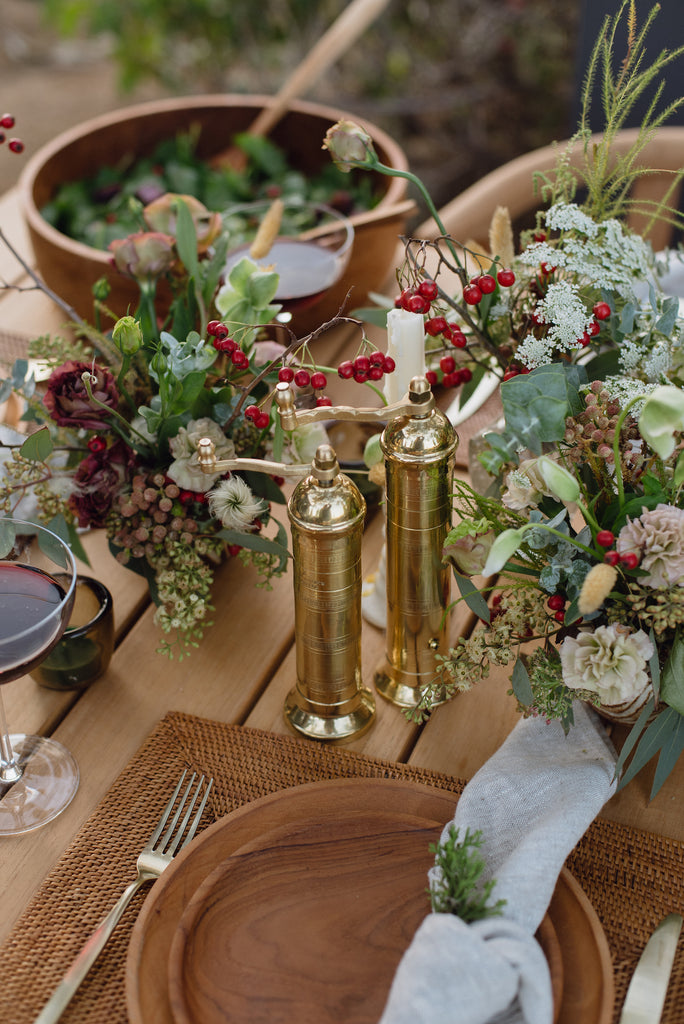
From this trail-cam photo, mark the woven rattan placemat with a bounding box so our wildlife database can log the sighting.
[0,711,682,1024]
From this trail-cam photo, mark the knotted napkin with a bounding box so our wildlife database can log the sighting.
[379,702,617,1024]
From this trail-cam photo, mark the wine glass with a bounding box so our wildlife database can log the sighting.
[222,198,354,319]
[0,517,79,835]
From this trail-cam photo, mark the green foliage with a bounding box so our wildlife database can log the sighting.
[479,363,586,476]
[616,700,684,799]
[429,826,506,922]
[536,1,684,232]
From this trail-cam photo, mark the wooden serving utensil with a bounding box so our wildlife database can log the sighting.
[211,0,391,171]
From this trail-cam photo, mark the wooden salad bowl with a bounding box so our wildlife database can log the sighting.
[18,94,410,333]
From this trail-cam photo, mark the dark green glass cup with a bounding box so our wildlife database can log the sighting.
[31,575,114,691]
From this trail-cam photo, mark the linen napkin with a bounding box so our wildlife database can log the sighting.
[379,701,617,1024]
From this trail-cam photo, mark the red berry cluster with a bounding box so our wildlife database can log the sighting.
[395,278,440,314]
[596,528,639,568]
[426,357,472,389]
[0,113,24,153]
[277,365,332,407]
[462,269,516,307]
[547,593,566,624]
[243,404,271,430]
[337,350,395,384]
[207,320,249,369]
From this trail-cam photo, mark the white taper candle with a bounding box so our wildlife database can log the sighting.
[384,308,426,404]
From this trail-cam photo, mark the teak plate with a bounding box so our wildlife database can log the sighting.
[125,778,613,1024]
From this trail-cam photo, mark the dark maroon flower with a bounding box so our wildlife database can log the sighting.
[68,442,131,528]
[43,361,119,430]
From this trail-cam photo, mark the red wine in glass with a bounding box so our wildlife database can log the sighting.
[0,519,79,836]
[0,564,69,679]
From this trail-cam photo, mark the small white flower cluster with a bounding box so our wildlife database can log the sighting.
[601,375,659,413]
[545,202,599,236]
[517,281,592,369]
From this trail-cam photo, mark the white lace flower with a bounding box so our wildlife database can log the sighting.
[545,202,599,237]
[516,334,557,370]
[518,241,566,269]
[208,476,266,532]
[535,280,592,353]
[560,624,654,705]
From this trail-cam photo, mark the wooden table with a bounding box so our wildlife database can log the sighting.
[1,184,683,957]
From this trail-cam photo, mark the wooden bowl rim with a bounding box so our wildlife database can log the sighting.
[18,93,409,267]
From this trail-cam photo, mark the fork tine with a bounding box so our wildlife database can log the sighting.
[165,775,211,855]
[147,769,188,847]
[179,777,213,852]
[159,771,196,851]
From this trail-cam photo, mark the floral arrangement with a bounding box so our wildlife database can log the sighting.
[325,1,684,794]
[0,139,393,656]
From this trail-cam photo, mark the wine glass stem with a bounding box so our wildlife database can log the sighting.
[0,690,22,784]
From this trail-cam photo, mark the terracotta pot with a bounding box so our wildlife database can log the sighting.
[18,94,410,334]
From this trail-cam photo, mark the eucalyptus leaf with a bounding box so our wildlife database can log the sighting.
[0,379,12,405]
[243,470,287,505]
[11,358,29,388]
[350,306,392,328]
[173,198,201,283]
[38,517,73,571]
[649,628,661,704]
[0,518,17,558]
[652,712,684,797]
[655,295,680,336]
[217,528,291,566]
[674,451,684,489]
[20,427,53,463]
[617,707,682,791]
[511,657,534,706]
[614,698,656,782]
[500,363,584,448]
[660,631,684,715]
[453,571,490,623]
[619,302,636,335]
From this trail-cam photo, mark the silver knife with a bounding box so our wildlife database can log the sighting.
[619,913,683,1023]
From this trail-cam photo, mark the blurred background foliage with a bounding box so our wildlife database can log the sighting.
[3,0,582,211]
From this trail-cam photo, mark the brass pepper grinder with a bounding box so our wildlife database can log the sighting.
[197,439,375,740]
[275,376,458,709]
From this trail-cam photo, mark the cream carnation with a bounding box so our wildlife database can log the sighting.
[617,504,684,588]
[560,624,654,705]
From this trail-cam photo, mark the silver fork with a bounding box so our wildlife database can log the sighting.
[33,770,213,1024]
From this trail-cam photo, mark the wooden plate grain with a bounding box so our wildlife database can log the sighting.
[125,778,609,1024]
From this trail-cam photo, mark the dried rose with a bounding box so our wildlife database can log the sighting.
[43,361,119,430]
[444,520,496,576]
[109,231,176,282]
[143,193,222,251]
[68,442,130,528]
[322,120,376,173]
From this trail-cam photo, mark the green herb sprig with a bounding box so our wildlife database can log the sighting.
[429,825,506,922]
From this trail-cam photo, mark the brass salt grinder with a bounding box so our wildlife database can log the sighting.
[275,376,458,709]
[197,437,375,741]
